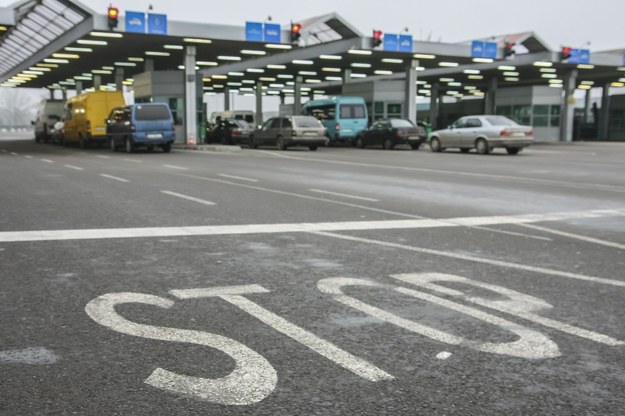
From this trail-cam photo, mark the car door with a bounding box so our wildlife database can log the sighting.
[461,117,483,147]
[445,118,467,148]
[256,118,276,145]
[367,120,385,146]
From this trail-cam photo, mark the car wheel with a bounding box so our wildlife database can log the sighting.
[276,136,286,151]
[309,146,318,151]
[356,137,365,149]
[383,138,394,150]
[460,148,471,153]
[125,138,134,153]
[162,143,171,153]
[410,143,421,150]
[475,138,490,155]
[110,136,116,152]
[506,147,521,155]
[430,137,443,152]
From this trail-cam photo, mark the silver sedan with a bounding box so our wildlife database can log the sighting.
[429,115,534,155]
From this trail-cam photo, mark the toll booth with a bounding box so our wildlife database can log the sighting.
[133,71,205,144]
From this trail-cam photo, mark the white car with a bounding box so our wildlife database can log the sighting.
[429,115,534,155]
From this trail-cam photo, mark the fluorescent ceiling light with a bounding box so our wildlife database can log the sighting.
[212,75,228,79]
[540,68,556,73]
[611,82,625,87]
[197,61,218,66]
[115,62,137,67]
[463,69,480,74]
[90,32,123,38]
[548,79,563,84]
[505,77,520,82]
[259,77,276,82]
[65,47,92,52]
[265,44,292,49]
[580,81,594,85]
[448,82,462,86]
[503,72,520,76]
[37,63,59,68]
[413,54,436,59]
[533,61,553,67]
[351,63,371,68]
[77,40,107,45]
[44,58,69,63]
[29,67,50,72]
[351,73,367,78]
[218,56,241,61]
[382,58,404,64]
[326,76,342,81]
[498,66,516,71]
[278,74,294,79]
[322,67,341,72]
[305,79,322,83]
[468,75,484,80]
[348,50,372,55]
[164,45,184,50]
[145,51,170,56]
[472,58,493,63]
[440,78,454,82]
[320,55,342,60]
[241,49,267,55]
[267,64,286,69]
[292,60,314,65]
[102,66,114,70]
[541,74,557,79]
[184,38,212,44]
[577,64,595,70]
[299,71,317,76]
[247,68,265,73]
[128,57,144,62]
[374,70,393,75]
[228,72,245,76]
[92,70,112,74]
[52,53,80,59]
[23,70,44,75]
[439,62,459,67]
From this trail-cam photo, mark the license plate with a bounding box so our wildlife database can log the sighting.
[303,132,318,136]
[408,136,418,140]
[147,133,163,139]
[95,127,105,131]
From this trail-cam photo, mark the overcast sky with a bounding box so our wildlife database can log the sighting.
[5,0,619,52]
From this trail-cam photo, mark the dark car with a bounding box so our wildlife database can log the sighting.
[107,103,175,153]
[355,118,426,150]
[206,119,254,145]
[249,116,326,151]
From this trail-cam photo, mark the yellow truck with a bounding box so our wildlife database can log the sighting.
[63,91,125,148]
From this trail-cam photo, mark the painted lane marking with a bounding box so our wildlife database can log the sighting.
[64,164,84,171]
[255,153,625,194]
[10,152,18,156]
[161,191,215,206]
[436,352,452,360]
[99,174,129,183]
[393,273,624,346]
[468,225,552,241]
[310,231,625,288]
[123,158,143,163]
[40,159,54,163]
[0,209,623,245]
[25,155,33,159]
[218,173,258,182]
[164,164,189,171]
[171,286,393,382]
[309,188,379,202]
[0,347,59,365]
[96,155,110,159]
[517,223,625,251]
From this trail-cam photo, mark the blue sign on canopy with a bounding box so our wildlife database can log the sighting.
[264,23,281,43]
[246,21,264,42]
[484,42,498,59]
[147,13,167,35]
[383,34,399,52]
[568,48,591,64]
[398,34,413,53]
[125,11,146,33]
[472,40,498,59]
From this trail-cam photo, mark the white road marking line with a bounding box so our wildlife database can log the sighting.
[64,164,84,171]
[468,225,552,241]
[10,152,18,156]
[517,223,625,250]
[164,164,189,171]
[96,155,110,159]
[171,286,393,382]
[436,352,452,360]
[99,174,129,183]
[161,190,215,206]
[256,150,294,158]
[311,231,625,288]
[25,155,33,159]
[40,159,54,163]
[0,208,623,246]
[0,347,59,365]
[309,188,379,202]
[218,173,258,182]
[123,158,143,163]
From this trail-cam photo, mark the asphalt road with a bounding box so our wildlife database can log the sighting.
[1,132,624,415]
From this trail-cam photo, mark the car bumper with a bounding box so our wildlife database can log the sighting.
[286,137,327,146]
[489,139,534,148]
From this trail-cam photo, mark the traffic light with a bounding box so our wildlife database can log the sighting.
[107,6,119,30]
[503,42,515,58]
[290,23,302,43]
[560,46,572,61]
[372,30,383,48]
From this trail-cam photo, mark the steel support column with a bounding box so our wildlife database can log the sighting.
[256,81,263,127]
[404,60,418,124]
[484,77,497,115]
[294,76,303,115]
[560,70,577,142]
[429,83,440,130]
[599,83,611,140]
[115,68,124,91]
[184,45,198,145]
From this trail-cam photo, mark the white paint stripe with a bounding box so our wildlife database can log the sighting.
[0,209,623,245]
[218,173,258,182]
[468,225,552,241]
[171,286,393,382]
[64,164,84,171]
[517,223,625,250]
[25,155,33,159]
[163,164,189,171]
[40,159,54,163]
[99,174,129,183]
[123,158,142,163]
[161,190,215,206]
[10,152,18,156]
[96,155,110,159]
[309,188,379,202]
[311,231,625,288]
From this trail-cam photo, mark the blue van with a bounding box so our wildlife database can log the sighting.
[106,103,175,153]
[302,96,368,145]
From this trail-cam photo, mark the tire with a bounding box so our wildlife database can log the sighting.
[162,143,171,153]
[249,136,258,149]
[410,143,421,150]
[383,138,394,150]
[356,137,365,149]
[110,136,117,152]
[506,147,521,155]
[125,138,134,153]
[276,136,286,151]
[460,148,471,154]
[309,146,318,151]
[475,138,490,155]
[430,137,443,152]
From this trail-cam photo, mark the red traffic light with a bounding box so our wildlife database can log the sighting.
[561,46,572,59]
[107,6,119,30]
[290,23,302,43]
[373,30,383,47]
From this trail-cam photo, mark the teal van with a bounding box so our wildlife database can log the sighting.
[302,96,368,145]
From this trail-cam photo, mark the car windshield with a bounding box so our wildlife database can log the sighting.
[484,116,518,126]
[135,105,171,121]
[293,117,323,128]
[390,119,415,128]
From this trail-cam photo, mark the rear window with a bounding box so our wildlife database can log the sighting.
[390,119,415,128]
[135,105,171,121]
[293,117,323,128]
[484,116,517,126]
[339,104,366,119]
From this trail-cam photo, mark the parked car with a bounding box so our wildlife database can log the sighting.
[63,91,125,148]
[205,119,254,145]
[355,118,426,150]
[33,100,64,143]
[106,103,175,153]
[429,115,534,155]
[249,116,326,151]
